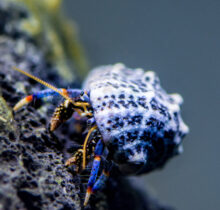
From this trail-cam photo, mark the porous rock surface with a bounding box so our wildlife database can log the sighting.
[0,29,81,210]
[0,1,81,209]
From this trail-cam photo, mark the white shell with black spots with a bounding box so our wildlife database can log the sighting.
[83,63,189,174]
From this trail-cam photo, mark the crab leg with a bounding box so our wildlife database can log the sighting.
[13,88,82,111]
[65,133,99,173]
[84,139,104,206]
[92,169,110,194]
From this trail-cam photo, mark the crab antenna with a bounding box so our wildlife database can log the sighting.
[12,67,75,104]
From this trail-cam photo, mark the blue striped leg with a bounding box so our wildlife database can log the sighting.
[84,139,104,206]
[92,161,112,194]
[13,88,82,111]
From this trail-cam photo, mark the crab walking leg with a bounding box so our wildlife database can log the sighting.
[92,169,110,193]
[65,132,100,173]
[91,160,112,195]
[84,139,104,206]
[13,88,82,111]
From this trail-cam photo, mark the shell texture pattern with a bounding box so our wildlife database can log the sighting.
[83,63,189,175]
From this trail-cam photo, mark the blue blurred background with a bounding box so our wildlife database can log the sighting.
[64,1,220,209]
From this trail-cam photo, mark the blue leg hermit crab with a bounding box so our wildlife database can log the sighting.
[12,63,189,206]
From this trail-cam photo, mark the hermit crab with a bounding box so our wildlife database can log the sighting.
[12,63,189,206]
